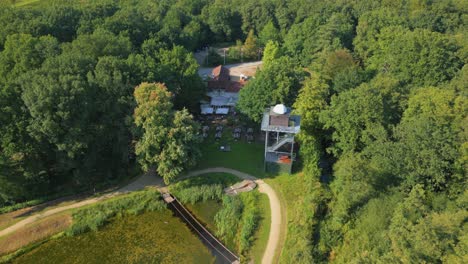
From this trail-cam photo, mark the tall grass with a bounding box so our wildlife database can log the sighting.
[238,192,261,258]
[215,196,243,243]
[171,184,224,204]
[213,192,262,261]
[66,189,165,236]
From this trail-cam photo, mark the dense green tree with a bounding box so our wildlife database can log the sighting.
[238,56,305,121]
[201,0,242,41]
[156,46,205,111]
[133,83,200,183]
[320,82,387,156]
[353,8,408,60]
[243,29,259,60]
[293,74,329,172]
[334,193,402,263]
[329,153,378,228]
[367,26,462,86]
[262,40,282,67]
[155,108,201,182]
[258,20,280,46]
[0,34,60,84]
[235,0,275,34]
[228,40,243,61]
[205,47,223,66]
[389,185,467,263]
[392,87,464,192]
[62,28,132,59]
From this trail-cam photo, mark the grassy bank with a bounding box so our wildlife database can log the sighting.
[266,172,326,263]
[66,189,164,236]
[11,210,214,263]
[251,193,271,263]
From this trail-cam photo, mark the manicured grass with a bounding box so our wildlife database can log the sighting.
[197,127,266,177]
[11,210,214,264]
[250,193,271,263]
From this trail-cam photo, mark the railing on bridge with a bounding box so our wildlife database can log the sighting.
[163,193,240,264]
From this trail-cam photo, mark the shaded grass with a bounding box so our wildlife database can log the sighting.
[11,210,214,264]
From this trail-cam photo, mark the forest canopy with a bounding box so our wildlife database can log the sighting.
[0,0,466,263]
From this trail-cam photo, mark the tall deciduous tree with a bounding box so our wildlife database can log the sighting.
[367,26,462,87]
[258,20,280,46]
[243,29,259,60]
[133,83,201,183]
[262,40,281,67]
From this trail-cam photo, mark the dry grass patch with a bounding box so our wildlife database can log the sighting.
[0,208,31,231]
[0,213,72,256]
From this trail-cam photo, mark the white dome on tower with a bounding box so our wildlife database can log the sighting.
[273,104,287,115]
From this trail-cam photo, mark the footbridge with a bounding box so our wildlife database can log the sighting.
[162,193,240,264]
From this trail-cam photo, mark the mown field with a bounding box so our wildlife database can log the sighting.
[196,127,266,177]
[12,210,214,264]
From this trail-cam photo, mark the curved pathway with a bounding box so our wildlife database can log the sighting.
[0,167,281,264]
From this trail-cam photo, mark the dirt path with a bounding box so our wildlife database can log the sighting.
[0,168,281,264]
[0,172,163,238]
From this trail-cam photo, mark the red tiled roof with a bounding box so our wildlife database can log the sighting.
[208,80,247,93]
[212,65,230,81]
[226,81,246,93]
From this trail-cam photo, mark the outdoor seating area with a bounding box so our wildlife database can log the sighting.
[197,110,257,145]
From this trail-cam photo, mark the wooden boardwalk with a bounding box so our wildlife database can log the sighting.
[163,193,240,264]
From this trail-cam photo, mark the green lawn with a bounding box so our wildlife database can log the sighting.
[250,193,271,263]
[197,127,267,178]
[12,210,214,264]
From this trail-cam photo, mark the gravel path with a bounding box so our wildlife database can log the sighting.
[0,167,281,264]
